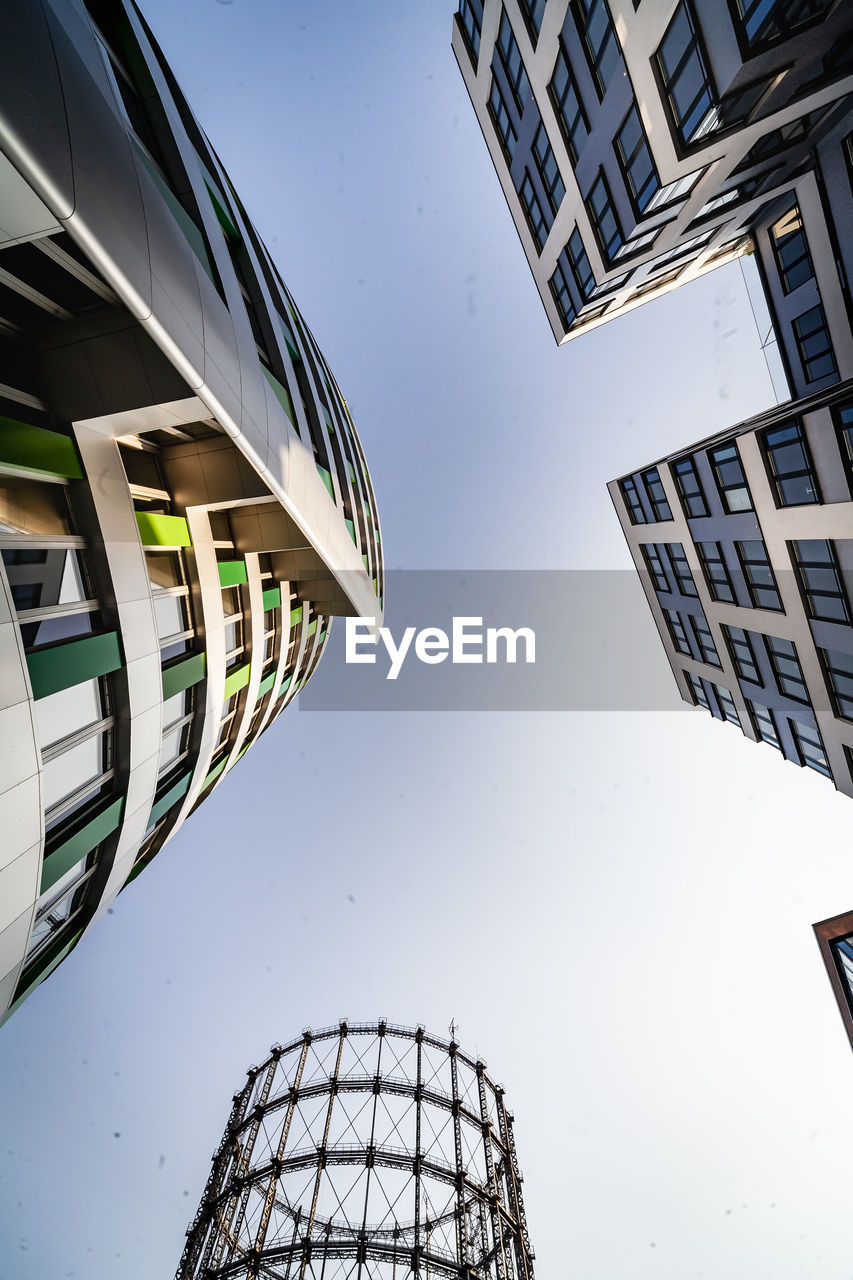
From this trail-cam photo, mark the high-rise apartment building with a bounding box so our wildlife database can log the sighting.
[453,0,853,395]
[814,910,853,1050]
[178,1020,535,1280]
[609,377,853,795]
[0,2,382,1022]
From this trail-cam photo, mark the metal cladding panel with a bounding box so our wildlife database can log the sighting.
[0,2,74,219]
[26,630,123,699]
[40,796,124,893]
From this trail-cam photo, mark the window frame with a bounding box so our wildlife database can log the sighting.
[709,441,754,514]
[672,455,709,518]
[793,303,838,384]
[735,539,783,612]
[790,539,852,624]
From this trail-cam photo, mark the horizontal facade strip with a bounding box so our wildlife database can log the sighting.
[135,511,192,547]
[162,651,206,700]
[223,661,251,699]
[27,631,123,699]
[218,559,248,587]
[256,670,276,699]
[148,772,193,830]
[40,796,125,893]
[262,586,281,611]
[0,415,82,479]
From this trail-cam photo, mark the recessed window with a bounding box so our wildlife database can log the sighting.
[42,731,108,812]
[770,205,814,294]
[641,468,672,521]
[790,717,831,777]
[585,173,623,263]
[748,699,780,748]
[573,0,622,99]
[735,106,830,172]
[2,547,92,616]
[0,475,77,536]
[793,304,838,384]
[457,0,482,62]
[690,613,721,666]
[791,539,851,623]
[736,540,782,611]
[655,3,718,145]
[34,677,105,752]
[763,420,819,505]
[664,608,691,655]
[641,544,669,592]
[549,262,577,329]
[709,442,753,513]
[549,45,589,164]
[497,12,531,112]
[533,123,566,214]
[697,541,735,603]
[835,400,853,495]
[488,77,517,162]
[153,591,188,642]
[620,476,646,524]
[687,671,710,709]
[713,683,741,725]
[162,687,191,730]
[820,647,853,721]
[615,105,660,214]
[672,456,709,517]
[519,172,549,252]
[765,635,809,703]
[567,227,595,299]
[724,625,761,685]
[664,543,698,597]
[518,0,546,40]
[733,0,835,52]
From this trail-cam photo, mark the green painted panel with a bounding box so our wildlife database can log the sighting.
[316,464,335,501]
[347,461,356,484]
[290,606,303,626]
[262,586,281,611]
[135,511,192,547]
[0,416,82,479]
[307,619,317,638]
[218,559,248,587]
[345,518,356,544]
[262,365,295,424]
[162,651,206,701]
[276,314,300,361]
[362,554,369,570]
[364,502,372,521]
[205,180,240,240]
[223,661,251,700]
[4,929,82,1022]
[276,675,292,700]
[27,631,122,700]
[201,756,228,791]
[147,771,192,830]
[40,797,124,893]
[256,670,276,700]
[318,630,328,644]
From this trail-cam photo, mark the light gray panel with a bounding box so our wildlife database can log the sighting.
[0,907,33,981]
[130,703,164,771]
[123,749,159,821]
[0,618,30,710]
[0,846,40,933]
[124,651,163,717]
[0,967,18,1017]
[0,776,41,876]
[0,153,62,246]
[0,701,40,798]
[117,596,159,664]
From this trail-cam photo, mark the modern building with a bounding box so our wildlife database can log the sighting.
[177,1019,535,1280]
[452,0,853,395]
[813,910,853,1051]
[0,2,383,1023]
[609,377,853,796]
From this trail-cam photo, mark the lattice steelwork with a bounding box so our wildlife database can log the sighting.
[178,1020,535,1280]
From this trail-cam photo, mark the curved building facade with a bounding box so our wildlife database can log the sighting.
[0,1,383,1022]
[178,1020,535,1280]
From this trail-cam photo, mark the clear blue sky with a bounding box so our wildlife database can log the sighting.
[1,4,852,1279]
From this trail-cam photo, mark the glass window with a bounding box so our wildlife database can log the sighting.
[641,544,669,592]
[690,613,721,666]
[145,550,184,591]
[620,476,646,525]
[664,608,691,655]
[533,123,565,214]
[2,547,91,615]
[519,0,546,39]
[697,542,734,603]
[688,671,710,709]
[162,687,190,729]
[735,107,830,170]
[574,0,622,98]
[656,3,718,145]
[672,456,709,517]
[763,421,819,505]
[835,400,853,494]
[821,647,853,720]
[519,172,549,251]
[665,543,698,597]
[615,105,660,214]
[713,683,741,725]
[567,227,595,299]
[642,468,672,521]
[748,699,781,748]
[488,77,517,161]
[549,45,589,164]
[458,0,482,60]
[734,0,835,51]
[709,442,753,513]
[25,867,89,964]
[34,677,104,751]
[791,540,851,623]
[765,635,809,702]
[497,12,531,111]
[724,625,761,684]
[159,722,187,771]
[585,173,623,263]
[19,608,100,652]
[0,476,76,536]
[153,591,188,641]
[770,205,814,294]
[793,304,838,383]
[645,168,704,214]
[736,540,783,611]
[549,262,577,329]
[224,619,242,655]
[42,732,106,812]
[790,717,831,777]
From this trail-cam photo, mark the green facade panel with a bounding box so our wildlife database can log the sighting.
[262,586,281,611]
[307,619,317,637]
[162,651,206,701]
[256,670,276,699]
[148,771,192,829]
[223,661,251,699]
[27,631,123,700]
[205,180,240,240]
[316,464,335,500]
[135,511,192,547]
[276,314,300,362]
[290,606,303,626]
[345,518,356,543]
[201,757,228,791]
[276,675,293,700]
[262,365,295,424]
[3,929,83,1024]
[40,797,124,893]
[218,559,248,587]
[0,416,83,479]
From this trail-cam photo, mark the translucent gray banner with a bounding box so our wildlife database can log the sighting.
[300,571,687,711]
